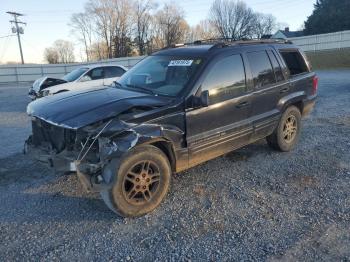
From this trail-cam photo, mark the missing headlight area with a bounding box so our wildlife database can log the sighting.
[25,116,143,192]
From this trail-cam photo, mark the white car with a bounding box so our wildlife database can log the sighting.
[29,64,127,99]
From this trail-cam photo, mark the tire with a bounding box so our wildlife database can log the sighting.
[100,145,171,217]
[266,106,301,152]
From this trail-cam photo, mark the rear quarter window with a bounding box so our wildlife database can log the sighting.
[105,66,126,78]
[280,50,309,76]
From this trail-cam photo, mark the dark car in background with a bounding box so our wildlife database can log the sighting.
[25,39,317,217]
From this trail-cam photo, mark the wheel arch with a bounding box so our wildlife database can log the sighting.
[148,140,176,173]
[278,91,306,113]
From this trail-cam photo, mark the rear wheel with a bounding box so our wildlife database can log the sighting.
[100,145,171,217]
[266,106,301,152]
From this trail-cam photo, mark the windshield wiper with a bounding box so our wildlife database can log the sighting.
[126,84,155,95]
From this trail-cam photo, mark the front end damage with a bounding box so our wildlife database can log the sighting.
[25,116,177,193]
[24,87,182,192]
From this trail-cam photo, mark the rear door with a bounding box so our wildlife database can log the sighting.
[245,49,288,140]
[186,53,253,166]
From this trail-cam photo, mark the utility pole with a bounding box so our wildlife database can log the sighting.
[6,11,26,64]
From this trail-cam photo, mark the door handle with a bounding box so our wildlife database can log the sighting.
[280,87,289,94]
[236,101,249,108]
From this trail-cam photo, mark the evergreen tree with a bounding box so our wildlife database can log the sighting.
[304,0,350,35]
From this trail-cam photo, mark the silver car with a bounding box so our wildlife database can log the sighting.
[28,64,127,99]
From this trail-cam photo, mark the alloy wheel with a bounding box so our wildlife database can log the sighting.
[122,160,161,205]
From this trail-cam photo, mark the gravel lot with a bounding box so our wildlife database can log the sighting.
[0,70,349,261]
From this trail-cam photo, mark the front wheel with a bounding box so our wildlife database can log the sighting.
[100,145,171,217]
[266,106,301,152]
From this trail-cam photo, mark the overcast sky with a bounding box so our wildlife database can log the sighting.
[0,0,316,64]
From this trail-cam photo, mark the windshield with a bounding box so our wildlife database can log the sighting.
[117,55,203,96]
[63,68,89,82]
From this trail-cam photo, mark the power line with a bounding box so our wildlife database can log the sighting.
[0,34,16,39]
[6,11,26,64]
[0,33,13,63]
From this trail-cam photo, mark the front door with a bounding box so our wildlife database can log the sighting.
[186,53,253,167]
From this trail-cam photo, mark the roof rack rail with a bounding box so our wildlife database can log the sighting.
[172,38,292,48]
[159,38,292,51]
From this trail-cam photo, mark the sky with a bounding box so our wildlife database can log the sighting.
[0,0,316,64]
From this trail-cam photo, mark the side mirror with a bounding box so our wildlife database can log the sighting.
[189,90,210,109]
[200,90,210,107]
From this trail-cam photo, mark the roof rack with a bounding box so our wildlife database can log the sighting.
[161,38,292,50]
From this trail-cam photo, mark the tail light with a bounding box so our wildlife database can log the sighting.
[312,75,318,95]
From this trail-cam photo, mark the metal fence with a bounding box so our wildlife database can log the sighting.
[1,30,350,84]
[0,56,144,84]
[289,30,350,52]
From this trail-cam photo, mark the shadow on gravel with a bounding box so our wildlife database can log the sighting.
[0,154,51,186]
[225,140,276,162]
[0,190,120,223]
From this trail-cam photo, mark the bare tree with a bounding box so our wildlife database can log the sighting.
[89,41,109,60]
[134,0,156,55]
[153,3,189,48]
[86,0,114,58]
[67,0,281,60]
[188,19,219,42]
[254,13,276,38]
[52,40,75,63]
[113,0,134,57]
[209,0,257,40]
[70,12,93,61]
[86,0,134,58]
[43,47,59,64]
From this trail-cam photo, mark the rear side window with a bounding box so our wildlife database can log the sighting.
[202,54,246,105]
[247,51,275,88]
[280,51,308,76]
[268,50,284,82]
[105,66,126,78]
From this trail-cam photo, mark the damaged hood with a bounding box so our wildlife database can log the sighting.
[31,76,68,93]
[27,87,172,129]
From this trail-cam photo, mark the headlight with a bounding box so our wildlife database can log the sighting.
[41,89,51,97]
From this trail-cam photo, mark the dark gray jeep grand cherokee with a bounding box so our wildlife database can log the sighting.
[25,39,317,217]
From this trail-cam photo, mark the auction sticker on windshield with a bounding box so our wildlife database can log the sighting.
[168,60,193,66]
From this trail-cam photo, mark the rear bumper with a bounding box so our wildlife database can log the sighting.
[302,95,317,117]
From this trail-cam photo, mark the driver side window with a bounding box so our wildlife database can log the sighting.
[202,54,246,105]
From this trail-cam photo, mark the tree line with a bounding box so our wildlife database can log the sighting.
[44,0,278,63]
[304,0,350,35]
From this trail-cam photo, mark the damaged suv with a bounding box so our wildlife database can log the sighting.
[25,39,317,217]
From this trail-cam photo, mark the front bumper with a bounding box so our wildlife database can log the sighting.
[24,139,108,192]
[24,140,77,172]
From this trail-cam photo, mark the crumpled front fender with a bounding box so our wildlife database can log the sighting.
[95,123,184,189]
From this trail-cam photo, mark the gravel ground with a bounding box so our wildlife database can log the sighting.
[0,71,349,261]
